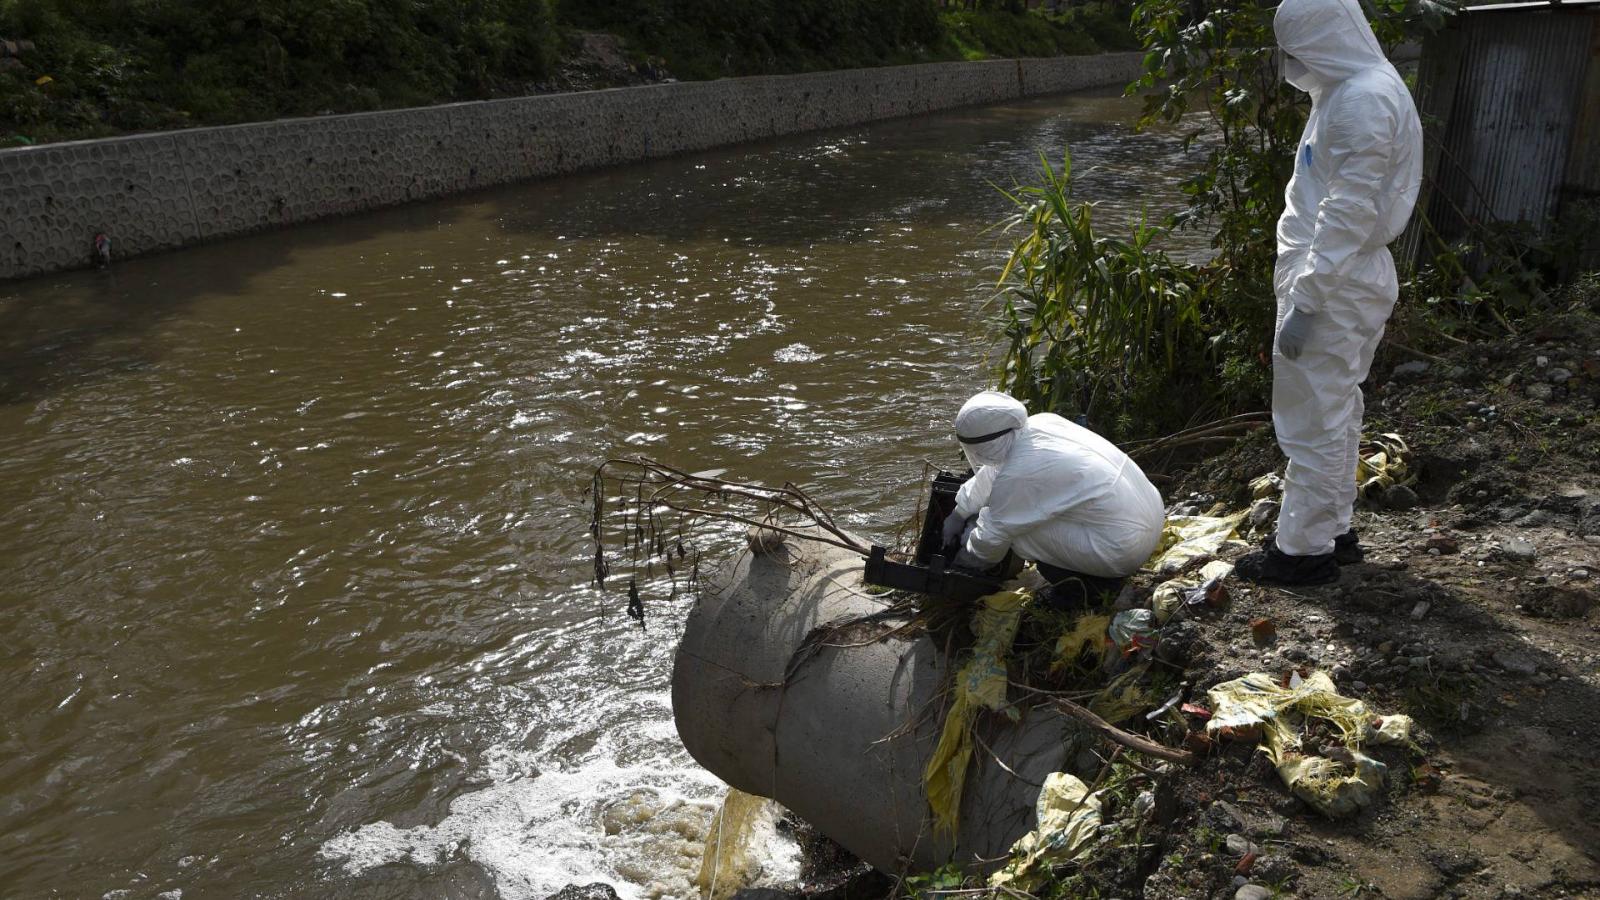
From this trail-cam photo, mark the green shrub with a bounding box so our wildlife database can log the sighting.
[941,9,1099,60]
[1064,2,1141,52]
[994,151,1215,443]
[562,0,948,80]
[991,0,1457,441]
[0,0,558,143]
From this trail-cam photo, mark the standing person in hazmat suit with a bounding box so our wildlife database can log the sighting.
[1236,0,1422,586]
[941,391,1165,609]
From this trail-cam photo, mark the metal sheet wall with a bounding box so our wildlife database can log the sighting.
[1563,22,1600,267]
[1426,10,1597,240]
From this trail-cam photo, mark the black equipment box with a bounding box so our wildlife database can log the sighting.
[862,471,1022,602]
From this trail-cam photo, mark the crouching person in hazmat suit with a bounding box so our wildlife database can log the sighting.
[941,391,1165,609]
[1236,0,1422,586]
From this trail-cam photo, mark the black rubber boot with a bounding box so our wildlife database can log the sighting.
[1235,538,1341,587]
[1333,529,1365,565]
[1035,562,1124,612]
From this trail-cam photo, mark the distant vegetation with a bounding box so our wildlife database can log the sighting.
[0,0,562,144]
[990,0,1587,447]
[563,1,1137,81]
[0,0,1134,146]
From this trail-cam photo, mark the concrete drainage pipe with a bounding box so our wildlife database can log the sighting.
[671,533,1078,875]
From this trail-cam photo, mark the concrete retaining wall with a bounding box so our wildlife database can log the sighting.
[0,53,1143,281]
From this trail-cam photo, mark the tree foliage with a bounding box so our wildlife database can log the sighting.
[561,0,944,80]
[993,0,1457,442]
[1,0,560,141]
[1,0,1135,144]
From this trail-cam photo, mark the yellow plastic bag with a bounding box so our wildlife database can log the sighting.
[1356,432,1414,500]
[1250,472,1283,499]
[1051,613,1111,672]
[696,788,780,900]
[1088,663,1154,723]
[923,589,1030,835]
[1144,511,1249,576]
[988,772,1102,892]
[1207,671,1411,817]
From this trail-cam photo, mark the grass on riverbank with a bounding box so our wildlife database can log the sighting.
[0,1,1135,148]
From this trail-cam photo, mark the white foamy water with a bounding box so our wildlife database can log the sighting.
[320,742,801,900]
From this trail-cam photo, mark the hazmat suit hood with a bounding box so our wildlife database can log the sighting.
[1274,0,1387,94]
[954,391,1027,469]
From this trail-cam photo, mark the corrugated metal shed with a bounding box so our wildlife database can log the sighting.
[1411,1,1600,270]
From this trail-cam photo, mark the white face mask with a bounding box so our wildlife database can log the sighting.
[1281,53,1316,92]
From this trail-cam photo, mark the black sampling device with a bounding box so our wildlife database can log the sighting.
[862,470,1023,602]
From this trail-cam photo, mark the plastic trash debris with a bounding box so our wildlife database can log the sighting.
[1250,472,1284,499]
[1145,511,1250,576]
[1356,433,1414,502]
[1145,690,1184,722]
[1373,714,1414,743]
[696,788,787,900]
[1132,790,1155,820]
[987,772,1103,892]
[1051,612,1111,671]
[923,588,1030,835]
[1151,559,1234,623]
[1088,663,1155,723]
[1108,609,1157,656]
[1257,433,1411,507]
[1206,671,1413,817]
[1248,498,1280,531]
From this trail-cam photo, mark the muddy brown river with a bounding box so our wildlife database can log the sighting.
[0,88,1198,899]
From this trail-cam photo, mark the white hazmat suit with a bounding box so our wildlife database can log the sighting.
[1270,0,1422,558]
[951,392,1164,579]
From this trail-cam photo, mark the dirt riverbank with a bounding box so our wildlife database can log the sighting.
[1090,292,1600,899]
[761,288,1600,900]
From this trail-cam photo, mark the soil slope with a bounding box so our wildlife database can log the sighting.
[1133,299,1600,899]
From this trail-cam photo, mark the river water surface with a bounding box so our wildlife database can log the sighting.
[0,88,1197,899]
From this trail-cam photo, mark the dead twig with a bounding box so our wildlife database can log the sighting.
[972,728,1044,789]
[1385,341,1449,364]
[1044,696,1196,766]
[655,501,868,555]
[589,456,871,623]
[1124,413,1272,462]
